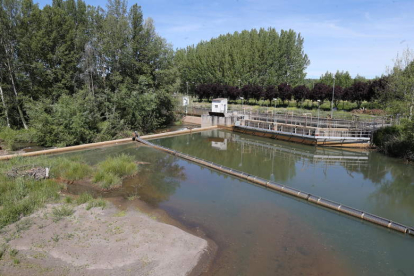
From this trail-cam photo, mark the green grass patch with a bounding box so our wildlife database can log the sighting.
[0,176,61,229]
[93,154,137,190]
[86,198,106,210]
[50,158,92,181]
[76,193,93,205]
[52,205,74,222]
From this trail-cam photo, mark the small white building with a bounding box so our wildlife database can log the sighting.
[211,98,228,114]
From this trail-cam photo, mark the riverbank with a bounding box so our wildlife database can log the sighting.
[0,200,214,276]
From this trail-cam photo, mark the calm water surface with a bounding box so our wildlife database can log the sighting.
[61,130,414,276]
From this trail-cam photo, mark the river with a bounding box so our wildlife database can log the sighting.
[63,129,414,275]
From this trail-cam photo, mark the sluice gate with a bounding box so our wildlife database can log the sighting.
[136,137,414,237]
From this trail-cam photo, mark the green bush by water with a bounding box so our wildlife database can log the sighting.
[373,120,414,161]
[0,128,37,151]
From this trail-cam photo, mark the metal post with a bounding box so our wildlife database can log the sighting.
[317,100,321,128]
[331,78,335,118]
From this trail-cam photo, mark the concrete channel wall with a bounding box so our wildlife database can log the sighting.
[136,137,414,238]
[0,126,217,161]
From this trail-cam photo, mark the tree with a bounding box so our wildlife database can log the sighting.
[292,85,309,106]
[277,83,292,104]
[310,83,330,102]
[0,0,28,128]
[386,48,414,119]
[176,27,310,90]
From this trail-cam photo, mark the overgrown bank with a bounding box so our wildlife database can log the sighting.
[373,120,414,161]
[0,154,137,229]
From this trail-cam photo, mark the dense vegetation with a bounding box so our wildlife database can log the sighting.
[373,120,414,161]
[175,28,310,88]
[0,153,136,229]
[193,75,387,109]
[0,0,178,147]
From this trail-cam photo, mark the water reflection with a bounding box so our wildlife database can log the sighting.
[152,129,414,226]
[62,145,186,207]
[123,150,186,206]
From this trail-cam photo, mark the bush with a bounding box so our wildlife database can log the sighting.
[0,128,37,151]
[373,121,414,160]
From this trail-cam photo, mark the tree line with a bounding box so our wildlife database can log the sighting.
[0,0,179,146]
[194,76,389,109]
[175,28,310,90]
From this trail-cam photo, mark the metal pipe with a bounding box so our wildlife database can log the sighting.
[136,137,414,237]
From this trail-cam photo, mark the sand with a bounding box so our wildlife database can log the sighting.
[0,202,211,276]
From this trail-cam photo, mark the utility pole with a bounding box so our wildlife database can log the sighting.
[331,77,335,118]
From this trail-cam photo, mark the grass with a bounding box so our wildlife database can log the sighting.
[86,198,106,210]
[0,244,7,259]
[51,205,74,222]
[9,249,18,257]
[0,153,135,230]
[0,176,61,229]
[76,193,93,205]
[50,158,92,181]
[93,154,138,190]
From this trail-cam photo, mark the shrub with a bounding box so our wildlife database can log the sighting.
[0,128,36,151]
[373,121,414,161]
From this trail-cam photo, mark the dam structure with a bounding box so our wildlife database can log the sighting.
[201,100,389,148]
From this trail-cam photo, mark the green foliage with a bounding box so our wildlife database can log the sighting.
[26,92,100,147]
[0,0,177,146]
[50,158,92,181]
[0,176,61,229]
[93,154,137,190]
[383,49,414,118]
[76,193,94,205]
[86,198,106,210]
[52,205,74,222]
[176,28,310,90]
[373,120,414,161]
[0,128,36,151]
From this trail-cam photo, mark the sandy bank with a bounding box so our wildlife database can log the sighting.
[0,202,212,276]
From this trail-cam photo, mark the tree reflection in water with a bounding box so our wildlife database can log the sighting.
[123,148,186,206]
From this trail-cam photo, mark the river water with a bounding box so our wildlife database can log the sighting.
[63,129,414,275]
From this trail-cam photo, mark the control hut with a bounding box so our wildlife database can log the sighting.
[209,98,228,117]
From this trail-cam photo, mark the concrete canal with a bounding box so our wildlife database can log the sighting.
[61,130,414,275]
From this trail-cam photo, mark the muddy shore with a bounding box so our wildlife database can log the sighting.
[0,200,216,276]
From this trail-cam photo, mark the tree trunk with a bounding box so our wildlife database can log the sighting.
[6,58,28,129]
[0,85,11,127]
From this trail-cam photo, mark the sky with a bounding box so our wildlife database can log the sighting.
[36,0,414,79]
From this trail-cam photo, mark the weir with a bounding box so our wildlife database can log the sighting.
[136,136,414,237]
[199,99,390,148]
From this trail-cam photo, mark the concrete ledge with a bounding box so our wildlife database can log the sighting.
[0,126,218,160]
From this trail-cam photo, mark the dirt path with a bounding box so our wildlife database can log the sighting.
[0,202,212,276]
